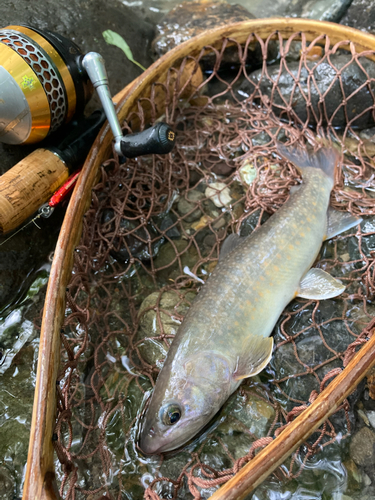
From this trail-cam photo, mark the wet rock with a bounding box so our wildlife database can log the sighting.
[135,290,196,366]
[205,182,232,208]
[191,385,275,474]
[219,388,276,439]
[237,53,375,129]
[153,239,200,281]
[157,213,181,239]
[102,209,163,263]
[238,157,281,188]
[275,40,324,64]
[349,427,375,467]
[284,0,352,22]
[366,365,375,401]
[250,128,286,147]
[0,340,39,498]
[359,127,375,141]
[341,0,375,34]
[239,210,270,237]
[177,189,205,222]
[152,0,255,58]
[344,459,363,491]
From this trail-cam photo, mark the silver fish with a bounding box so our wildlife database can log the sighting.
[139,143,361,454]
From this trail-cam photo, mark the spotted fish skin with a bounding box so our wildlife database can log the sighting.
[139,146,342,455]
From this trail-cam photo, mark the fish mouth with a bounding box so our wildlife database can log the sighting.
[139,413,215,455]
[139,428,190,455]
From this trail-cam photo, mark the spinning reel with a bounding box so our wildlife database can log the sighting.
[0,25,176,233]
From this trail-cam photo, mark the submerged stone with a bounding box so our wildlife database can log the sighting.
[177,189,205,223]
[349,427,375,467]
[102,209,163,263]
[237,53,375,129]
[135,290,197,366]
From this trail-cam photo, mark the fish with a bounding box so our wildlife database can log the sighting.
[139,143,362,454]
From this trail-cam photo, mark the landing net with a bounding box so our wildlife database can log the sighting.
[52,31,375,499]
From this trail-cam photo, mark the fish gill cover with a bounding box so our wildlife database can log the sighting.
[51,31,375,499]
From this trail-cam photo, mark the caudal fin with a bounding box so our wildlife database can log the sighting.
[277,142,339,183]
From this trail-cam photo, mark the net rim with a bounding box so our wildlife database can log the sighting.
[23,17,375,500]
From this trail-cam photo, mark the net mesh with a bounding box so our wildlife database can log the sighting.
[52,31,375,499]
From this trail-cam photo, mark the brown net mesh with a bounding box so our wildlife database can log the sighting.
[52,31,375,499]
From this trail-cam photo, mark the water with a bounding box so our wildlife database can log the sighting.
[0,209,64,498]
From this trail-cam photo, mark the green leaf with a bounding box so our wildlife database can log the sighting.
[102,29,146,72]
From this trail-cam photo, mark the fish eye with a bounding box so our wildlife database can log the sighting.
[160,403,182,426]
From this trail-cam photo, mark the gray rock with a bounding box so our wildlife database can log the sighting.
[237,53,375,129]
[158,213,181,240]
[284,0,352,22]
[239,210,270,237]
[341,0,375,34]
[232,0,351,21]
[135,289,196,366]
[270,297,356,430]
[359,127,375,141]
[152,238,200,284]
[218,389,276,439]
[177,189,205,223]
[152,0,255,58]
[349,427,375,467]
[102,209,163,263]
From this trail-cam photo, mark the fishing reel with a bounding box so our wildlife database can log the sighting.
[0,25,176,235]
[0,25,175,152]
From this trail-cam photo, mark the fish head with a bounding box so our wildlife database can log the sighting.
[139,351,234,454]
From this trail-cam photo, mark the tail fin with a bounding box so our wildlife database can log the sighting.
[277,142,339,184]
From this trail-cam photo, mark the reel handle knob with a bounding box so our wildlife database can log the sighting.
[120,122,176,158]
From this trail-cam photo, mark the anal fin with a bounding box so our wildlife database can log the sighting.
[297,268,345,300]
[325,207,362,240]
[234,336,273,381]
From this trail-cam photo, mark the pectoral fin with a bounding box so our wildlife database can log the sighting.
[325,207,362,240]
[220,233,243,261]
[297,268,345,300]
[234,336,273,381]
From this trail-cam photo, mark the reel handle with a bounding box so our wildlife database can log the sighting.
[120,122,176,158]
[82,52,176,157]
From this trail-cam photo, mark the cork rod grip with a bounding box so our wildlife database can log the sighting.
[0,149,69,234]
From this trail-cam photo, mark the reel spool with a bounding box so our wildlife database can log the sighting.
[0,25,93,145]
